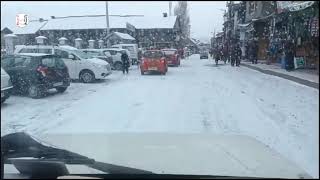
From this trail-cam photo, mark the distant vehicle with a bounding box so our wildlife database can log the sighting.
[111,44,139,65]
[200,50,209,59]
[14,45,112,83]
[1,67,13,103]
[162,49,180,66]
[81,49,113,67]
[140,50,168,75]
[103,48,132,71]
[1,54,70,98]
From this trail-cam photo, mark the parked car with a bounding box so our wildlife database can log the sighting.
[1,67,13,103]
[81,49,113,67]
[140,50,168,75]
[200,50,209,59]
[14,45,112,83]
[111,44,139,65]
[103,48,132,70]
[1,54,70,98]
[162,48,180,66]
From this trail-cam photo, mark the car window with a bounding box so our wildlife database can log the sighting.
[143,51,163,58]
[38,48,53,54]
[55,49,69,58]
[1,56,15,68]
[41,57,55,68]
[162,50,176,55]
[19,48,37,53]
[123,46,134,53]
[55,57,66,69]
[107,50,117,55]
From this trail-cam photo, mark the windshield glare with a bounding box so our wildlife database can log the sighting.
[1,1,319,179]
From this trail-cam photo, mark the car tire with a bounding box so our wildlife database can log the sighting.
[141,71,144,75]
[80,70,95,83]
[28,85,43,99]
[114,62,123,71]
[1,98,6,104]
[56,87,67,93]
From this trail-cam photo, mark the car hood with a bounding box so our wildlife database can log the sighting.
[4,133,311,178]
[88,58,109,65]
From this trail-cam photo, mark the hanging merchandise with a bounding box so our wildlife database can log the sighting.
[310,18,319,37]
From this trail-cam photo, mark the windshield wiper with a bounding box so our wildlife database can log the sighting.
[1,132,154,177]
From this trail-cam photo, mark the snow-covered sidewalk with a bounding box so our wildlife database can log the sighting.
[241,60,319,85]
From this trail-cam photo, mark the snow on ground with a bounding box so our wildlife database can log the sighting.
[1,54,319,177]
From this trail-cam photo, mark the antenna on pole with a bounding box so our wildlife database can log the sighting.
[169,1,172,16]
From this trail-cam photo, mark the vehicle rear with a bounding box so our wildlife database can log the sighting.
[1,67,13,103]
[1,54,70,98]
[162,49,180,66]
[140,50,167,75]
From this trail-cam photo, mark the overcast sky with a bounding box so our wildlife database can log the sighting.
[1,1,227,42]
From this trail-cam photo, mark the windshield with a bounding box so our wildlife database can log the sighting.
[162,50,176,55]
[1,1,319,179]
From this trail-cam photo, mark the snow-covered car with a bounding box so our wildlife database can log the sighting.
[14,45,112,83]
[200,50,209,59]
[103,48,132,70]
[1,54,71,98]
[2,132,312,179]
[81,49,114,67]
[1,67,13,103]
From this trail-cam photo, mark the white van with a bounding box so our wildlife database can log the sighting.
[14,45,112,83]
[111,44,138,64]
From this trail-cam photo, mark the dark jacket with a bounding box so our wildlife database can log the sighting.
[121,53,130,67]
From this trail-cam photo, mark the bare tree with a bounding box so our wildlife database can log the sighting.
[174,1,190,40]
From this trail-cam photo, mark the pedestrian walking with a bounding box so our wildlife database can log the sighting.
[235,43,242,67]
[121,51,130,74]
[284,41,295,71]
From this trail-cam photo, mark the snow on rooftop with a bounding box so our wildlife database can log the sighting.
[4,34,17,37]
[59,37,68,40]
[9,21,47,35]
[113,32,135,40]
[18,53,51,57]
[40,15,177,31]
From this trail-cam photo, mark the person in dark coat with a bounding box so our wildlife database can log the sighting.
[284,41,295,71]
[235,43,242,67]
[121,51,130,74]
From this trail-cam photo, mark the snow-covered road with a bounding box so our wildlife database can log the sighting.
[1,54,319,177]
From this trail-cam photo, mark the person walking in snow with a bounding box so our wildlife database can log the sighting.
[121,51,130,74]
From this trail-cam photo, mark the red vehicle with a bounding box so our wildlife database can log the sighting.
[162,49,180,66]
[140,50,168,75]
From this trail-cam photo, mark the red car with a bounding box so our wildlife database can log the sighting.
[140,50,168,75]
[162,48,180,66]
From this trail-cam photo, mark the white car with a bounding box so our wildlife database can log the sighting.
[111,44,138,65]
[1,67,13,103]
[14,45,112,83]
[103,48,132,70]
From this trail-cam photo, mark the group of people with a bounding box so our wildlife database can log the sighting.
[210,40,242,67]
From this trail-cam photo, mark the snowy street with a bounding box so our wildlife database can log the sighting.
[1,54,319,177]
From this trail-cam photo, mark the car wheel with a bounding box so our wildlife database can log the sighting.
[114,62,123,71]
[56,87,68,93]
[28,85,43,99]
[1,98,6,103]
[141,71,144,75]
[80,70,95,83]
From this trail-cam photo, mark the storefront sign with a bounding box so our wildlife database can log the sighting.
[294,57,305,69]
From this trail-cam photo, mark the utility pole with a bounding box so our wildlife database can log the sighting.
[106,1,110,35]
[169,1,172,16]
